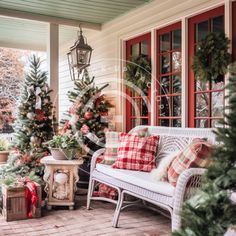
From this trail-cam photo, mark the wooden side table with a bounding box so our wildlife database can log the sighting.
[41,156,83,210]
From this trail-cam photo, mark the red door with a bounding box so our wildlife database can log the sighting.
[188,6,225,128]
[125,33,151,132]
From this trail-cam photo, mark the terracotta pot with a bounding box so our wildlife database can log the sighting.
[50,148,67,160]
[0,151,9,164]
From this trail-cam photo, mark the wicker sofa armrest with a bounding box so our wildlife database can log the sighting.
[172,168,206,230]
[90,148,106,172]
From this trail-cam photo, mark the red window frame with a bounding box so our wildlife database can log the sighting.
[156,22,182,127]
[125,33,151,132]
[188,6,225,128]
[233,1,236,62]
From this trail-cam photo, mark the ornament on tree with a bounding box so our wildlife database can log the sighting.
[84,111,93,120]
[27,112,35,120]
[35,109,46,121]
[80,124,89,134]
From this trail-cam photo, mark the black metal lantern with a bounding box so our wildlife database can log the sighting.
[67,27,93,81]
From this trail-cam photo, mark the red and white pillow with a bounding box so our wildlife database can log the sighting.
[112,133,159,172]
[102,132,120,165]
[167,138,213,186]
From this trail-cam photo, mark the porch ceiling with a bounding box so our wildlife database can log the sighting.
[0,0,151,51]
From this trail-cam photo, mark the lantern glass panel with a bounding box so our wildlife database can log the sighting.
[78,49,88,65]
[71,49,77,67]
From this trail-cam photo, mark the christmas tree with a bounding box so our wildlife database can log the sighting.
[0,55,54,178]
[61,69,112,156]
[173,63,236,236]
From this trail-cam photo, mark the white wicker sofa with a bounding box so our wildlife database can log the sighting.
[87,126,216,231]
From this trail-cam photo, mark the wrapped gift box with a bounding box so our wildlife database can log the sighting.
[2,183,41,221]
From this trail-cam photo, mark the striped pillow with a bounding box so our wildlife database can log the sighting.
[102,132,120,165]
[167,138,213,186]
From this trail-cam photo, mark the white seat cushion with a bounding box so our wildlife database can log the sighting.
[96,163,175,197]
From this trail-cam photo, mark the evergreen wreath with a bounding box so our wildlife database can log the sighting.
[125,54,151,92]
[192,32,231,82]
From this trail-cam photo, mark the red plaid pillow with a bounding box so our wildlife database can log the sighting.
[112,133,159,172]
[97,183,118,200]
[167,138,213,186]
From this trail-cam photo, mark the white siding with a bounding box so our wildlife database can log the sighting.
[59,0,225,131]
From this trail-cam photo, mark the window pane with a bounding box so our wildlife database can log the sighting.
[131,118,140,128]
[172,29,181,49]
[211,119,223,128]
[160,76,170,95]
[141,41,148,55]
[160,33,170,52]
[173,119,181,127]
[159,119,169,127]
[212,80,224,90]
[141,119,148,125]
[172,51,182,72]
[160,54,170,74]
[195,93,209,117]
[195,119,208,128]
[159,97,170,117]
[173,74,181,93]
[212,16,224,33]
[173,96,181,116]
[196,21,208,42]
[141,99,148,116]
[212,91,224,117]
[131,43,139,57]
[196,79,209,92]
[131,98,140,116]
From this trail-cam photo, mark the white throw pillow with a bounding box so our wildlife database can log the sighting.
[151,151,180,181]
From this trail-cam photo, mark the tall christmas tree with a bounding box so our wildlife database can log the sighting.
[173,63,236,236]
[61,69,112,156]
[0,55,54,178]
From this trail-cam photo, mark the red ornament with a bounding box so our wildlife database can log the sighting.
[84,111,93,120]
[35,109,46,121]
[100,111,108,116]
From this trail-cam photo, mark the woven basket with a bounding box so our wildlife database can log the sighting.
[50,148,68,160]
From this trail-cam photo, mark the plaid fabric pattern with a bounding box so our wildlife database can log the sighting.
[167,138,213,186]
[112,133,159,172]
[97,183,118,200]
[102,132,120,165]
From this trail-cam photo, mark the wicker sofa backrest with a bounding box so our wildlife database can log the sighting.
[129,126,217,161]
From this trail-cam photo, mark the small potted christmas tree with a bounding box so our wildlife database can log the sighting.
[0,138,10,164]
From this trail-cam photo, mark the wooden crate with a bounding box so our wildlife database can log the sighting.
[2,183,42,221]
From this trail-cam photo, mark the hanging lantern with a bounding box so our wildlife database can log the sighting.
[67,27,93,81]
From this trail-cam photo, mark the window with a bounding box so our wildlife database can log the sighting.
[188,6,225,128]
[125,33,151,132]
[156,22,182,127]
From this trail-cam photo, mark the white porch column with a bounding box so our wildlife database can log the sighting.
[47,23,59,122]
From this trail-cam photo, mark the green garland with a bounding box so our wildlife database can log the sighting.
[192,32,231,82]
[125,54,151,92]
